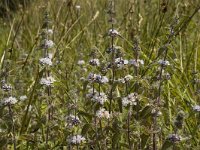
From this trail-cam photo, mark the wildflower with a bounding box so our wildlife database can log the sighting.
[92,93,108,104]
[87,73,109,84]
[116,78,125,84]
[129,59,144,67]
[108,29,120,37]
[167,134,181,142]
[122,93,137,107]
[66,115,81,126]
[47,29,53,35]
[96,108,110,119]
[69,135,86,144]
[124,75,133,82]
[114,58,128,69]
[193,105,200,112]
[39,57,52,66]
[19,95,28,101]
[75,5,81,9]
[77,60,85,65]
[89,58,100,66]
[44,39,54,49]
[158,60,170,66]
[4,96,18,105]
[1,83,12,91]
[40,76,55,86]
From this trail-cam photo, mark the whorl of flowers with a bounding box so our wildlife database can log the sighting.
[89,58,100,66]
[114,57,128,69]
[96,108,110,119]
[69,135,86,145]
[129,59,144,67]
[86,90,108,105]
[122,93,138,107]
[66,115,81,126]
[40,76,55,86]
[87,73,109,84]
[158,59,170,66]
[1,83,12,91]
[108,29,120,37]
[193,105,200,112]
[77,60,85,66]
[167,134,181,143]
[3,96,18,105]
[39,57,52,66]
[19,95,28,101]
[44,39,54,49]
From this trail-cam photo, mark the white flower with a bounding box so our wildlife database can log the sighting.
[158,60,170,66]
[108,29,120,36]
[69,135,85,144]
[116,78,125,84]
[44,40,54,49]
[75,5,81,9]
[129,59,144,67]
[48,53,53,59]
[115,58,128,69]
[77,60,85,65]
[96,108,110,119]
[86,89,108,105]
[87,73,109,84]
[92,93,108,104]
[4,96,18,105]
[19,95,28,101]
[1,83,12,91]
[167,134,181,142]
[89,58,100,66]
[193,105,200,112]
[122,93,137,107]
[124,75,133,82]
[39,57,52,66]
[47,29,53,35]
[40,76,56,86]
[66,115,81,126]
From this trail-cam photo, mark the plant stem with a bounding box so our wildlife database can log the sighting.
[8,104,16,150]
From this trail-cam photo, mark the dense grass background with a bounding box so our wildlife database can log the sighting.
[0,0,200,149]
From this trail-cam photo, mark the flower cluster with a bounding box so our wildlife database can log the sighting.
[89,58,100,66]
[96,108,110,119]
[167,134,181,142]
[116,75,133,84]
[40,76,55,86]
[3,96,18,105]
[39,57,52,66]
[1,83,12,91]
[69,135,86,145]
[87,73,109,84]
[66,115,81,126]
[122,93,137,107]
[77,60,85,66]
[114,57,128,69]
[86,90,108,104]
[108,29,120,37]
[158,59,170,66]
[44,39,54,49]
[129,59,144,67]
[193,105,200,112]
[19,95,28,101]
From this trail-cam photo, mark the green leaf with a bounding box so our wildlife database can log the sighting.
[81,123,91,135]
[161,140,173,150]
[139,105,152,119]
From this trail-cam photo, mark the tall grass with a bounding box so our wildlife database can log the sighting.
[0,0,200,149]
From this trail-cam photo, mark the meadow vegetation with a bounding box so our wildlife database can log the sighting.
[0,0,200,149]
